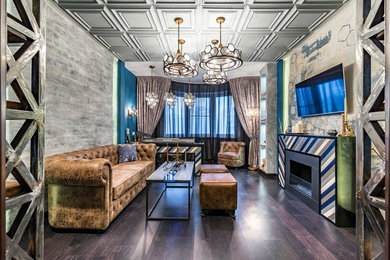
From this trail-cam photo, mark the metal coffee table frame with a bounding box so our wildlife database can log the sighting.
[146,163,194,220]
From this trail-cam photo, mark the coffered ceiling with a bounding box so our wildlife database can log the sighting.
[56,0,346,62]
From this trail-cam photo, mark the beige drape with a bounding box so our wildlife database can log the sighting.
[229,76,260,168]
[137,76,171,134]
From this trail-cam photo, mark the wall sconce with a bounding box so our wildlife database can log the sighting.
[128,106,137,118]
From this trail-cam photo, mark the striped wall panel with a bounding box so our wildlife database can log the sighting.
[157,146,202,175]
[278,135,337,223]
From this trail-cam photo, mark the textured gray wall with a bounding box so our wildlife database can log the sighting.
[45,1,115,156]
[260,63,277,174]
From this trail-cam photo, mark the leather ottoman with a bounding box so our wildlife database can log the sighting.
[199,172,237,218]
[200,164,229,174]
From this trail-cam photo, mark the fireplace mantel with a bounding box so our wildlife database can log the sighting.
[278,134,356,227]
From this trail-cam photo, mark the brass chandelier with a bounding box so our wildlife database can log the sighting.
[199,17,243,72]
[163,17,199,78]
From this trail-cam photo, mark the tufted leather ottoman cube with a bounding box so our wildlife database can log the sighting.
[199,172,237,218]
[200,164,229,174]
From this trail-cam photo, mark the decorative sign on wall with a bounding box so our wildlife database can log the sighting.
[301,31,332,58]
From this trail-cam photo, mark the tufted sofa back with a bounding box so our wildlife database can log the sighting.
[136,143,157,161]
[46,145,120,165]
[45,144,158,167]
[220,141,246,153]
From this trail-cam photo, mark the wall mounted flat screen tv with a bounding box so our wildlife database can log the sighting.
[295,64,345,117]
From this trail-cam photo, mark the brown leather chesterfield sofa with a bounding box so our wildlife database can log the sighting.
[45,144,156,230]
[217,141,246,168]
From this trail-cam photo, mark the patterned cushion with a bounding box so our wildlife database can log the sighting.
[118,144,138,163]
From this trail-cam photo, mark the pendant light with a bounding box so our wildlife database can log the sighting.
[203,69,227,85]
[199,17,243,71]
[163,17,199,78]
[184,79,196,108]
[145,65,159,109]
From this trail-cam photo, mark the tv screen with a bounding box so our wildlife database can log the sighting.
[295,64,345,117]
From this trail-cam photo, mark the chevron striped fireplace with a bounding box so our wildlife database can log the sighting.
[278,134,356,227]
[278,134,337,223]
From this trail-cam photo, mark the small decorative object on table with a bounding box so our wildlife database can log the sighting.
[260,158,266,171]
[340,113,355,137]
[125,128,130,143]
[164,138,187,168]
[164,170,177,182]
[133,131,151,143]
[327,129,338,136]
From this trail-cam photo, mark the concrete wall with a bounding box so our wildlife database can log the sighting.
[282,0,357,135]
[259,63,278,174]
[45,1,115,156]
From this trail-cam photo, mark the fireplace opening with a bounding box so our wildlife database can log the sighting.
[290,160,312,196]
[285,150,320,212]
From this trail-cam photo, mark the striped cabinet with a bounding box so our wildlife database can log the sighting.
[278,134,355,226]
[156,146,202,175]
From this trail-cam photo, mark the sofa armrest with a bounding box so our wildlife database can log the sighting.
[45,158,111,186]
[137,143,157,161]
[219,142,226,153]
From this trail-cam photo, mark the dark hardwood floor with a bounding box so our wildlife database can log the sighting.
[44,169,356,260]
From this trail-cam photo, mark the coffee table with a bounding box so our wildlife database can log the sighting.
[146,161,194,220]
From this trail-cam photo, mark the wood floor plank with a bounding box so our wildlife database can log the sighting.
[42,169,356,259]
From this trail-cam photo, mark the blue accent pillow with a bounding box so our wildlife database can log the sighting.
[118,144,138,163]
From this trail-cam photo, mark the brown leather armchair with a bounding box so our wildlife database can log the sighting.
[218,141,246,168]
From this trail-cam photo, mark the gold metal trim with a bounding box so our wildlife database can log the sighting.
[216,16,225,24]
[174,17,183,24]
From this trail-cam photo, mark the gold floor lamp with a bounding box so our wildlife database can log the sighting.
[246,107,259,171]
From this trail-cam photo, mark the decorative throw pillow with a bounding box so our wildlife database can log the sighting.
[119,144,138,163]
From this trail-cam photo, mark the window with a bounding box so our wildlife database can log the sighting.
[189,97,210,136]
[163,92,236,138]
[214,96,235,137]
[164,97,186,137]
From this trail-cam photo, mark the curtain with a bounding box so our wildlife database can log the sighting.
[229,76,260,168]
[137,76,171,135]
[153,81,249,162]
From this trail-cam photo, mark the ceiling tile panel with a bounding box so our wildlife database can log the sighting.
[102,36,129,46]
[114,10,157,32]
[156,0,196,3]
[286,12,324,29]
[202,9,242,32]
[136,35,164,48]
[76,12,114,29]
[268,35,298,48]
[246,12,280,29]
[158,10,195,32]
[58,0,345,62]
[203,0,245,4]
[236,35,263,49]
[107,0,147,3]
